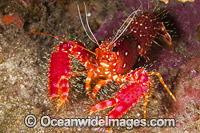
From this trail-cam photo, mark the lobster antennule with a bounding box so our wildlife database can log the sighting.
[14,30,97,56]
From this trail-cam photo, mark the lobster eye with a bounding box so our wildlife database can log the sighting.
[112,46,119,52]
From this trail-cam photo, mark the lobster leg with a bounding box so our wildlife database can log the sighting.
[143,87,153,118]
[89,99,117,115]
[92,78,112,99]
[85,72,94,96]
[143,92,149,118]
[148,71,176,102]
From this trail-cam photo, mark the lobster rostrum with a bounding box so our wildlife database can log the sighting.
[15,3,176,119]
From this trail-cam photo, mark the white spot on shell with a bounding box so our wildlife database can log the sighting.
[113,75,118,80]
[84,61,88,66]
[125,51,128,56]
[105,71,109,74]
[96,85,101,88]
[138,45,141,49]
[100,62,109,67]
[123,63,126,68]
[121,78,125,82]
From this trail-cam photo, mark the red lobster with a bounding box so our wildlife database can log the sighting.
[16,3,176,118]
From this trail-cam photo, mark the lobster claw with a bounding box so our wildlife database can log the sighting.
[56,76,70,111]
[48,41,95,111]
[48,42,72,111]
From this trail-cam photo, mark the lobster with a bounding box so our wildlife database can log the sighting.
[16,3,176,120]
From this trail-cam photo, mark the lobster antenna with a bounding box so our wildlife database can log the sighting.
[109,18,133,46]
[14,30,97,56]
[111,12,134,43]
[138,0,143,11]
[77,3,99,47]
[109,9,140,45]
[83,2,100,47]
[109,7,141,46]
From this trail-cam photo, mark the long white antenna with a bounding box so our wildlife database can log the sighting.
[77,4,97,44]
[83,2,100,47]
[109,8,141,46]
[111,10,138,43]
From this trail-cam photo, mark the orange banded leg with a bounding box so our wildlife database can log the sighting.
[92,79,112,99]
[149,76,154,98]
[148,87,153,99]
[57,76,70,111]
[148,71,176,102]
[143,92,149,118]
[85,72,93,96]
[89,99,117,115]
[143,88,153,118]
